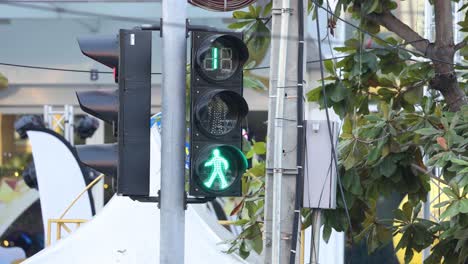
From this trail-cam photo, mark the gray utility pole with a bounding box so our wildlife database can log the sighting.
[160,0,187,263]
[264,0,306,263]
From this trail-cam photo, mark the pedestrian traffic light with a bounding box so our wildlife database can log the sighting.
[189,31,249,197]
[76,29,152,197]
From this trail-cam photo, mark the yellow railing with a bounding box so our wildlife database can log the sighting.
[46,219,87,246]
[46,174,104,246]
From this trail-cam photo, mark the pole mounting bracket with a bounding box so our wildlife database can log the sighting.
[184,192,215,209]
[272,8,294,15]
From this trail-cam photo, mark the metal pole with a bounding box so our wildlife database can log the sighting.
[422,3,432,260]
[265,0,301,262]
[309,210,321,264]
[271,0,291,259]
[160,0,187,263]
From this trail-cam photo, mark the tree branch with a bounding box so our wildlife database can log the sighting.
[434,0,454,47]
[366,11,430,55]
[455,40,467,51]
[411,163,448,185]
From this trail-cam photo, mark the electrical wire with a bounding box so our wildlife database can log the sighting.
[5,1,464,69]
[314,2,467,68]
[0,62,112,74]
[0,55,355,76]
[2,2,158,24]
[0,51,440,76]
[312,2,355,264]
[289,0,306,262]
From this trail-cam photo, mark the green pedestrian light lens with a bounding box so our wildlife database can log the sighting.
[195,145,247,192]
[203,148,229,189]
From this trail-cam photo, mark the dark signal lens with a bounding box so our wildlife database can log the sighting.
[195,91,248,137]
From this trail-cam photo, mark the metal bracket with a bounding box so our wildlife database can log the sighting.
[130,191,215,209]
[271,8,294,15]
[266,168,299,174]
[129,195,160,204]
[129,190,161,208]
[186,20,218,34]
[138,19,163,37]
[184,192,215,210]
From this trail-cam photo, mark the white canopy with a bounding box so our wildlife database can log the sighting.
[23,122,255,264]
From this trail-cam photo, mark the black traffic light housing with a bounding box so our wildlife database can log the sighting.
[189,30,249,197]
[76,29,151,197]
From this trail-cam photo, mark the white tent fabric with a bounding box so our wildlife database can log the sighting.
[0,246,25,263]
[0,187,38,238]
[23,124,251,263]
[26,130,94,245]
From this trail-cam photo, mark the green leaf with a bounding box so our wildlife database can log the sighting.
[253,142,266,155]
[228,20,254,29]
[415,127,440,136]
[324,59,335,75]
[440,201,460,219]
[376,224,392,243]
[403,85,423,105]
[262,1,272,17]
[323,224,332,243]
[350,176,363,195]
[243,73,267,91]
[245,20,271,65]
[433,200,450,208]
[343,149,358,170]
[0,73,7,90]
[379,157,397,177]
[307,87,322,102]
[377,87,398,98]
[402,202,413,221]
[329,82,347,102]
[363,0,380,14]
[367,138,387,163]
[384,1,398,10]
[405,246,414,263]
[233,11,256,19]
[367,226,380,253]
[394,208,409,222]
[412,203,422,220]
[367,145,382,163]
[232,219,250,226]
[460,199,468,214]
[442,187,458,200]
[255,5,262,17]
[450,158,468,166]
[245,148,255,159]
[248,5,257,16]
[355,52,378,71]
[458,2,468,12]
[239,241,250,259]
[252,230,263,254]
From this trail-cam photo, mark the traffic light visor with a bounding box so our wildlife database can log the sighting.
[195,90,248,137]
[76,91,118,125]
[75,144,117,177]
[195,145,247,193]
[77,35,119,69]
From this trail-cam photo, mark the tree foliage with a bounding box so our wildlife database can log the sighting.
[0,72,8,90]
[227,0,468,263]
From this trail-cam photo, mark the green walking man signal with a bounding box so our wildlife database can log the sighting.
[203,148,229,189]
